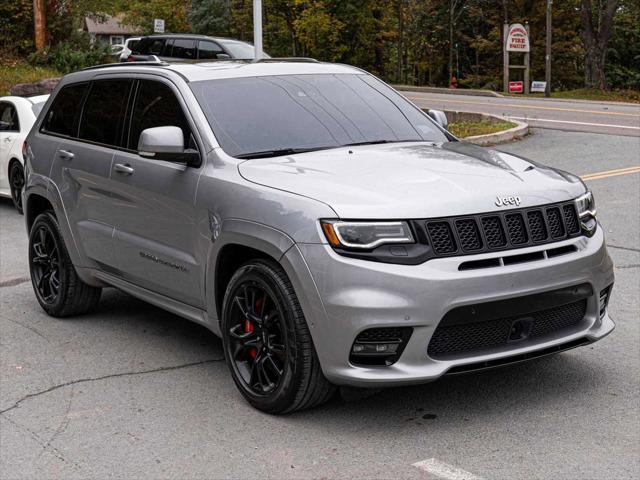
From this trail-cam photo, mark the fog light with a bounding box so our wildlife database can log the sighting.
[349,327,413,366]
[351,342,399,354]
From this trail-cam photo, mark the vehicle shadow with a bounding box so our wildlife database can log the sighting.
[81,288,606,429]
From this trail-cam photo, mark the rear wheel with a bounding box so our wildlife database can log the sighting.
[221,259,335,413]
[9,161,24,214]
[29,211,102,317]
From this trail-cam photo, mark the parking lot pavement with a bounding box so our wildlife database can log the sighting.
[1,129,638,479]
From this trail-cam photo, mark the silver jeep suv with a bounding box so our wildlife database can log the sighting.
[23,60,614,413]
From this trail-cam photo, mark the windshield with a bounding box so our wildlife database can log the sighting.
[190,73,448,158]
[218,40,263,59]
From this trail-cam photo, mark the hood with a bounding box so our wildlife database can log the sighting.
[238,141,585,219]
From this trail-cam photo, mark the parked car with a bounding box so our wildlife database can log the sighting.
[110,44,125,60]
[118,36,141,62]
[126,34,268,62]
[23,60,613,413]
[0,95,48,213]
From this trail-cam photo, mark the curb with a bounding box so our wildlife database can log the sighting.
[434,110,529,146]
[463,118,529,146]
[394,85,502,98]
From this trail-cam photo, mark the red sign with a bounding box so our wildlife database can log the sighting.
[509,81,524,93]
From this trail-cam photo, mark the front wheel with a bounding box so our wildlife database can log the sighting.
[29,211,102,317]
[9,161,24,214]
[221,259,335,413]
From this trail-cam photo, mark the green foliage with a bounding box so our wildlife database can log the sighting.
[3,0,639,91]
[28,32,113,74]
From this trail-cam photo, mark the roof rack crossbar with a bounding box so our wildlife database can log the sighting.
[82,58,169,71]
[251,57,320,64]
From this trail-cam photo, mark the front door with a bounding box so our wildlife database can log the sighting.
[110,78,205,308]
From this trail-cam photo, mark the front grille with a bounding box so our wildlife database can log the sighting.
[355,327,410,343]
[427,221,457,254]
[422,201,581,258]
[427,284,591,358]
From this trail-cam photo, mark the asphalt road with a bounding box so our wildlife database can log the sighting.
[404,91,640,137]
[1,129,639,479]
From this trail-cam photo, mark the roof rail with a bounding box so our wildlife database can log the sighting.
[251,57,320,64]
[83,57,169,71]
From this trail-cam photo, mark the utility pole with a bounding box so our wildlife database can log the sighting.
[253,0,263,60]
[545,0,552,97]
[33,0,45,51]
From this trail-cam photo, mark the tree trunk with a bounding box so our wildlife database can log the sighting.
[448,1,454,83]
[580,0,619,90]
[33,0,46,51]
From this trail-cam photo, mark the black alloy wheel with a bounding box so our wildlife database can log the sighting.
[30,222,61,304]
[227,281,287,395]
[221,259,335,414]
[28,211,102,317]
[9,162,24,214]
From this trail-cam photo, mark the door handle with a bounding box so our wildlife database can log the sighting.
[114,163,135,175]
[58,149,74,160]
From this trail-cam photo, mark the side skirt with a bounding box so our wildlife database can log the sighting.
[93,270,218,335]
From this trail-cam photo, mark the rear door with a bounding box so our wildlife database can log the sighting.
[110,78,205,307]
[46,79,132,269]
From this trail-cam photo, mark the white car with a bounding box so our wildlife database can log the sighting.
[0,95,49,213]
[119,36,141,62]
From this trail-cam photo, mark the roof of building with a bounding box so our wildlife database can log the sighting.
[84,14,140,35]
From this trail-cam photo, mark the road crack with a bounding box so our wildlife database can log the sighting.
[607,243,640,253]
[0,358,224,416]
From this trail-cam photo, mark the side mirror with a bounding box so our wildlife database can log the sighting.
[216,53,231,60]
[138,126,200,166]
[427,110,449,131]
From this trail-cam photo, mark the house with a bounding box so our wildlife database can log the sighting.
[84,13,140,45]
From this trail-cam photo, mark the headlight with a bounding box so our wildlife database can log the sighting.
[575,190,597,236]
[321,220,414,250]
[575,190,596,219]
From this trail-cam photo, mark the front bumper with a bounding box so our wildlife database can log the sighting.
[285,226,614,387]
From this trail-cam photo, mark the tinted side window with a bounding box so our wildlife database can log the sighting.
[0,102,19,131]
[147,39,165,55]
[198,40,224,59]
[162,39,174,56]
[129,80,192,150]
[79,80,132,147]
[170,39,195,59]
[42,83,88,137]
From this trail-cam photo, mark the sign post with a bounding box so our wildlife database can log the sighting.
[253,0,263,60]
[503,22,531,94]
[153,19,165,34]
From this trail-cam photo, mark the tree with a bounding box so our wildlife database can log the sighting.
[189,0,232,36]
[581,0,619,89]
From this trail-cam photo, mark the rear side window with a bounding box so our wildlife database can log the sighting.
[147,38,165,55]
[198,40,224,59]
[0,102,19,131]
[170,39,195,59]
[128,80,192,150]
[79,80,132,147]
[42,83,88,137]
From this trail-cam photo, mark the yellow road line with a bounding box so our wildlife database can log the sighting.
[406,96,640,118]
[581,166,640,181]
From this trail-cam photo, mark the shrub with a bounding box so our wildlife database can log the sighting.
[28,31,112,74]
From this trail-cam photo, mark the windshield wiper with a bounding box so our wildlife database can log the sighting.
[235,146,334,159]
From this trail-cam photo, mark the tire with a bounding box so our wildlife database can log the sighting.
[28,211,102,317]
[221,258,335,414]
[9,161,24,214]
